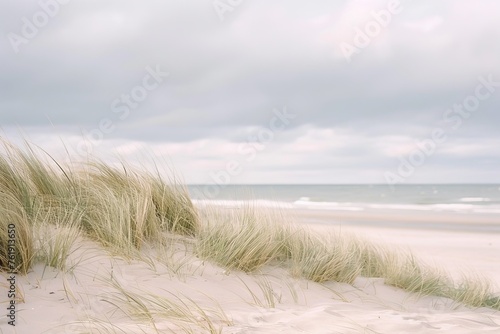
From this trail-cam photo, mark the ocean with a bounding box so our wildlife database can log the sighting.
[188,184,500,215]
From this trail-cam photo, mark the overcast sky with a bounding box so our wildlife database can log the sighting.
[1,0,499,184]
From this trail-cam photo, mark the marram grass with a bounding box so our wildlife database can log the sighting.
[0,137,199,272]
[195,205,500,310]
[196,205,285,272]
[0,137,499,312]
[286,229,362,284]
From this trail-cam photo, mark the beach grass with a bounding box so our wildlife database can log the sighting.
[196,205,285,272]
[0,137,198,271]
[104,276,231,333]
[286,228,362,284]
[1,136,499,313]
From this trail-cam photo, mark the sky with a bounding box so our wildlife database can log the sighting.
[1,0,499,185]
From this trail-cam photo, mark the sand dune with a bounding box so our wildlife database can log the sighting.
[2,215,499,334]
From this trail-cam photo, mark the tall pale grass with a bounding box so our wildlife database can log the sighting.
[104,277,231,333]
[78,161,199,254]
[196,205,285,272]
[194,205,500,310]
[0,137,198,271]
[286,228,362,284]
[34,223,81,271]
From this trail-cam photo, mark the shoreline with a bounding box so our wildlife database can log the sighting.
[292,207,500,233]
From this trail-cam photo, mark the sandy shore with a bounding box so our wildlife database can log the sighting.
[293,208,500,285]
[1,209,499,333]
[294,207,500,231]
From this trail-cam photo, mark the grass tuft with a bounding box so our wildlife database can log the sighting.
[287,229,362,284]
[196,205,284,272]
[0,137,198,270]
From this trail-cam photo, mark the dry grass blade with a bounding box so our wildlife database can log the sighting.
[0,136,198,273]
[102,277,229,333]
[196,205,285,272]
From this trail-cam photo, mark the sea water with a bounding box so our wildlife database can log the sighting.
[188,184,500,215]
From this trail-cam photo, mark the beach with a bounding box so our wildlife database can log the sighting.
[3,0,499,332]
[295,208,500,285]
[2,205,499,334]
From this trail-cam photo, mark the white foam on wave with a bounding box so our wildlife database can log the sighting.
[368,203,434,211]
[369,202,497,213]
[293,199,364,211]
[472,207,500,214]
[460,197,492,202]
[192,199,293,209]
[193,199,365,211]
[428,203,477,212]
[193,199,500,215]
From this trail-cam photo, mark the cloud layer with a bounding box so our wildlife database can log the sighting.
[1,0,499,184]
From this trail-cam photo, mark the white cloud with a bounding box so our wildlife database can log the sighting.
[404,16,444,33]
[1,1,499,184]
